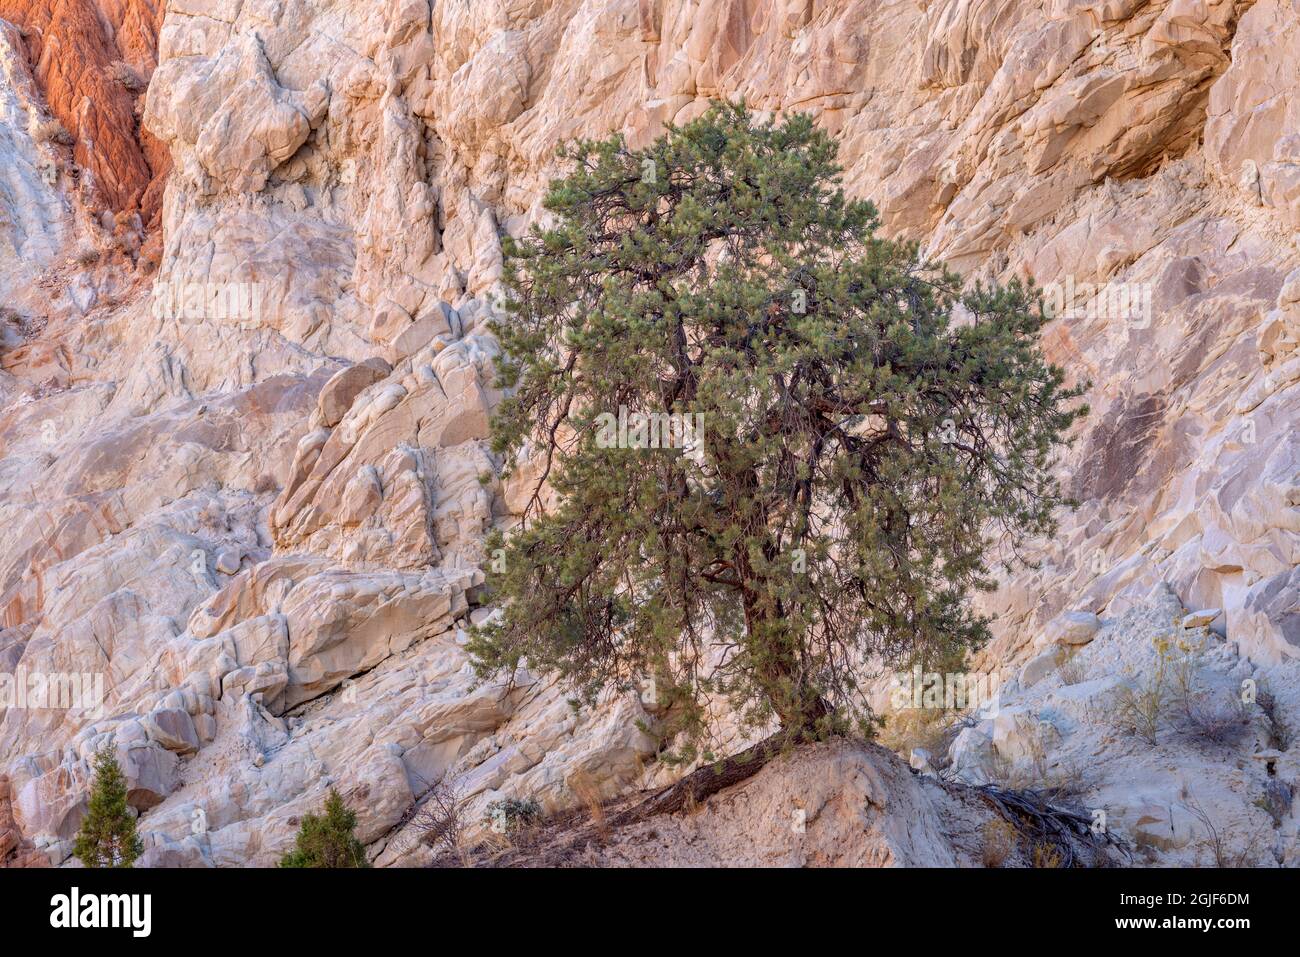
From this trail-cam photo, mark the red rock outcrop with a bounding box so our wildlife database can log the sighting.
[0,0,169,226]
[0,775,47,867]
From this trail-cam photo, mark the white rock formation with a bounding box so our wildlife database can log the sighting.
[0,21,69,313]
[945,584,1300,866]
[0,0,1295,866]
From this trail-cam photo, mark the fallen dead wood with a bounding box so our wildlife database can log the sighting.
[429,732,796,866]
[632,732,791,818]
[973,783,1130,867]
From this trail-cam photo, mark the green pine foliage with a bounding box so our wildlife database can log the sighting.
[72,748,143,868]
[278,788,370,868]
[471,101,1086,757]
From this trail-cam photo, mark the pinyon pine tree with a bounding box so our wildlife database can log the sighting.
[73,748,143,868]
[278,788,370,868]
[471,101,1085,758]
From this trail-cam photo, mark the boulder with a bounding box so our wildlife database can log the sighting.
[143,708,200,755]
[215,547,243,575]
[318,359,392,428]
[1019,647,1061,688]
[1045,611,1102,646]
[385,303,462,364]
[1181,608,1222,629]
[120,744,180,810]
[991,707,1061,765]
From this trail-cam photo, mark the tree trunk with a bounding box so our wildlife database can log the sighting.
[742,592,831,737]
[726,453,831,737]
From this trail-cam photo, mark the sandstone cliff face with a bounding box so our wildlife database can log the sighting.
[0,0,1295,866]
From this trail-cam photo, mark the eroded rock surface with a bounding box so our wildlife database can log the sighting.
[940,585,1300,866]
[0,0,169,224]
[0,0,1296,866]
[437,740,1032,868]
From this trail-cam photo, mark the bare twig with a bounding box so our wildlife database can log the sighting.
[407,777,472,867]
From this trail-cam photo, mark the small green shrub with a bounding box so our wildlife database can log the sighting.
[279,788,370,868]
[72,748,143,868]
[484,797,542,835]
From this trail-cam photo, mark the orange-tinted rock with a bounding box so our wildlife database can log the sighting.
[0,0,170,226]
[0,775,48,868]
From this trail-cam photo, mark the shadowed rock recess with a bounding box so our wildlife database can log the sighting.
[0,0,1296,868]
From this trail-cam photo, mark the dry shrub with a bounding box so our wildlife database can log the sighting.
[1164,634,1250,748]
[1057,652,1087,686]
[1031,759,1093,803]
[981,732,1049,792]
[1109,634,1180,745]
[198,499,228,531]
[1177,691,1250,748]
[982,736,1091,802]
[108,60,147,94]
[409,777,471,866]
[569,772,609,833]
[1110,678,1167,745]
[1031,842,1064,868]
[1183,792,1267,868]
[980,817,1018,868]
[30,116,73,146]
